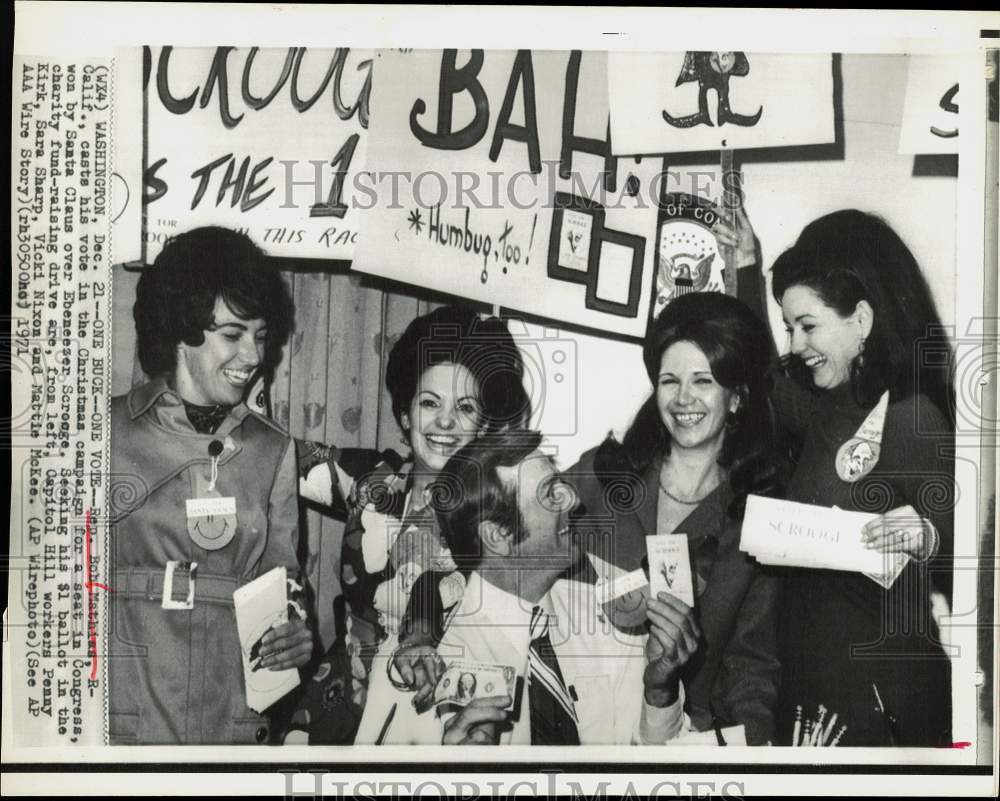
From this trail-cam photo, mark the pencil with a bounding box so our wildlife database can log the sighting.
[821,712,839,746]
[813,705,827,746]
[375,702,398,746]
[811,707,825,746]
[830,724,847,746]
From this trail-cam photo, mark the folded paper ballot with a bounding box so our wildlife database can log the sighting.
[647,534,695,607]
[232,566,301,713]
[740,495,910,584]
[587,552,651,629]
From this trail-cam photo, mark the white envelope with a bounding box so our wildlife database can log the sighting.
[740,495,909,577]
[232,566,300,714]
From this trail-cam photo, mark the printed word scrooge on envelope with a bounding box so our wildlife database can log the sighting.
[739,495,909,584]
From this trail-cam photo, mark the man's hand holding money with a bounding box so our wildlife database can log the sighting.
[432,661,516,744]
[391,640,445,713]
[441,696,512,745]
[643,591,701,707]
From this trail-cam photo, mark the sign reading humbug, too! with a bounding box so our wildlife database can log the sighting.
[352,49,664,338]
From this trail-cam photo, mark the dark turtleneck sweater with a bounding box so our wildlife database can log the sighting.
[771,373,954,747]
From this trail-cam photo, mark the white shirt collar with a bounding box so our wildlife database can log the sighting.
[455,572,539,625]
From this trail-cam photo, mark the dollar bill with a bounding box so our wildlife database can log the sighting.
[432,660,517,709]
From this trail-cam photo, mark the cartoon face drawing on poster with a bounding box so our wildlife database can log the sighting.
[663,51,763,128]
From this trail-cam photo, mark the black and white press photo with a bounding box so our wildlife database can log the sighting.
[5,4,997,798]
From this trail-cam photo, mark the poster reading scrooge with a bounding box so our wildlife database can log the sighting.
[353,49,664,338]
[142,46,371,260]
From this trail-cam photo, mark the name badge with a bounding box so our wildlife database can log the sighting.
[186,495,238,550]
[186,497,237,517]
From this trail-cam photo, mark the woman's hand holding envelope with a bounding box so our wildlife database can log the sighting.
[256,617,313,671]
[862,504,939,562]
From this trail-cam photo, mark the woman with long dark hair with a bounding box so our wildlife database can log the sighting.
[717,208,955,746]
[572,290,784,745]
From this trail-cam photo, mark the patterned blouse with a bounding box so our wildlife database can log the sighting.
[286,441,461,744]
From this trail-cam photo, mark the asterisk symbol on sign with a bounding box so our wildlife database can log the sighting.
[407,208,424,234]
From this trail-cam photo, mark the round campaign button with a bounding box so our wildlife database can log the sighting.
[188,509,236,551]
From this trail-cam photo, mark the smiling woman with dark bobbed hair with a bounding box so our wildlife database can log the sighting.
[286,304,531,744]
[110,226,309,745]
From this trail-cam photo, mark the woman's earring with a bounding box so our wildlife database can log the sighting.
[857,335,867,372]
[726,391,744,430]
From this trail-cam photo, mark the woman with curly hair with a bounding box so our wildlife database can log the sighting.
[109,226,310,744]
[286,305,530,744]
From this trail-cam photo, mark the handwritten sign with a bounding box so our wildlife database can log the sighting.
[112,48,144,265]
[352,49,662,338]
[142,46,371,260]
[899,55,960,154]
[607,52,835,154]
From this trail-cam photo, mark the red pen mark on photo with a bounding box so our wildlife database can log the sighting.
[946,741,972,749]
[84,509,113,680]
